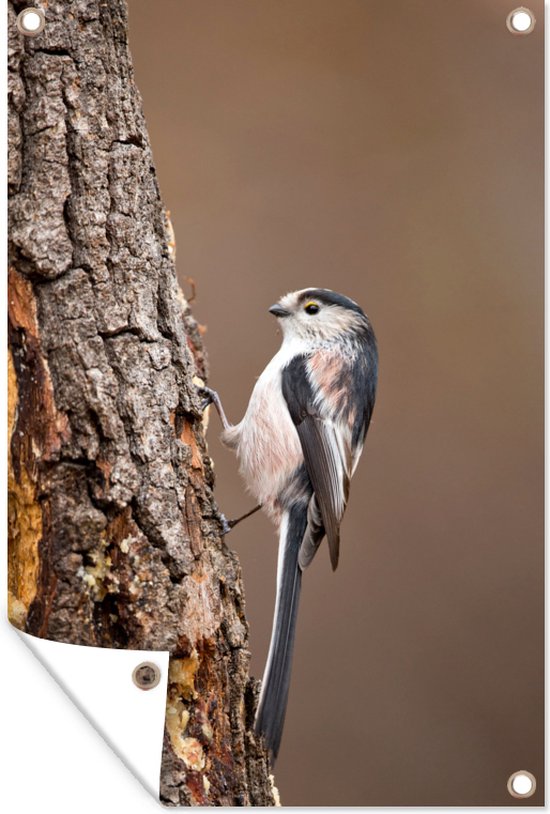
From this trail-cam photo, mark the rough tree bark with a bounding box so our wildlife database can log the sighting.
[8,1,276,805]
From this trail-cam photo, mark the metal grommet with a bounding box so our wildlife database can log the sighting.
[132,661,161,691]
[16,7,46,37]
[506,7,536,35]
[507,770,536,799]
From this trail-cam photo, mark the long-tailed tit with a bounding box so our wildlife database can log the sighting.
[201,288,378,761]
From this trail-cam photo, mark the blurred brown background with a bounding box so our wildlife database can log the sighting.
[128,0,543,805]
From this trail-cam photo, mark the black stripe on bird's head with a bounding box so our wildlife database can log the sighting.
[297,288,366,316]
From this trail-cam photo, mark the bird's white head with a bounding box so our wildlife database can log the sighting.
[268,288,369,344]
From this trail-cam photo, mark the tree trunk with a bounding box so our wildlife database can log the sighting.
[8,0,276,805]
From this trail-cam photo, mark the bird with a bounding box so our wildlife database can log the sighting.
[200,288,378,762]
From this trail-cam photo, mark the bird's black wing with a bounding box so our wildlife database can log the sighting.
[282,355,350,570]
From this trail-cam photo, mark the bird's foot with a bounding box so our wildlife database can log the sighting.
[197,385,232,431]
[197,386,215,413]
[218,504,262,536]
[218,513,233,536]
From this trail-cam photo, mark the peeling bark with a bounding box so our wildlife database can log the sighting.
[8,1,275,805]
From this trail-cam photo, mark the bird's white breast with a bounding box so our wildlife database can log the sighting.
[222,340,305,514]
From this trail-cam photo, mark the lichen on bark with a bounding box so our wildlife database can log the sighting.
[8,0,275,804]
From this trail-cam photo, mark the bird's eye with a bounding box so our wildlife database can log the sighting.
[304,302,320,315]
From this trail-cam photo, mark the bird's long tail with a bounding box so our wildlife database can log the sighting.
[254,503,306,762]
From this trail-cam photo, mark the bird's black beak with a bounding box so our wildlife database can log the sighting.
[269,303,291,318]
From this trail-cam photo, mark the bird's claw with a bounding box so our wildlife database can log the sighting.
[197,386,214,413]
[218,513,233,536]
